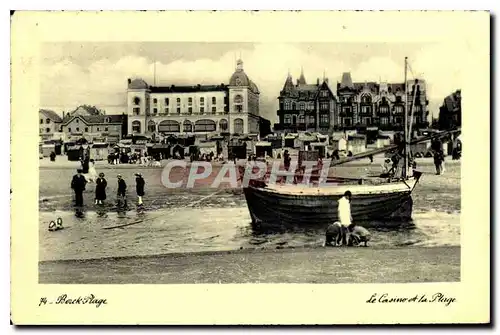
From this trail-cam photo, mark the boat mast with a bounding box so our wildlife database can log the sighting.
[403,57,408,179]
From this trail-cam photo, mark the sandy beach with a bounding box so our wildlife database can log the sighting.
[39,245,460,284]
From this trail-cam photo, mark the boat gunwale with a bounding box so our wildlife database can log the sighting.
[246,178,418,197]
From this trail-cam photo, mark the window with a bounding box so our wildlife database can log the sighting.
[361,95,372,104]
[85,127,89,132]
[380,117,389,125]
[134,97,141,105]
[188,97,193,106]
[133,108,140,115]
[320,114,329,125]
[153,98,158,104]
[200,107,205,114]
[194,119,217,132]
[299,102,306,110]
[219,119,228,131]
[284,100,291,110]
[132,121,141,133]
[46,128,50,133]
[97,127,100,131]
[307,115,315,125]
[284,114,291,124]
[234,95,243,113]
[177,107,181,114]
[298,115,305,123]
[212,97,216,105]
[320,90,328,98]
[395,117,402,124]
[68,128,71,133]
[75,119,79,124]
[40,119,43,124]
[379,105,389,114]
[76,127,80,132]
[46,118,50,124]
[105,127,108,131]
[148,121,156,133]
[200,97,205,105]
[361,106,371,114]
[153,108,158,114]
[394,106,404,114]
[309,102,315,110]
[233,118,244,134]
[105,117,110,123]
[342,106,351,114]
[158,120,180,133]
[165,98,169,105]
[188,107,193,114]
[177,98,181,105]
[320,102,329,110]
[183,120,193,132]
[212,106,216,114]
[343,118,352,127]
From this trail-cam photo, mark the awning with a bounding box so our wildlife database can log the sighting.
[285,133,298,140]
[92,143,109,148]
[152,144,169,149]
[198,142,217,148]
[310,142,327,147]
[255,141,272,147]
[298,134,318,142]
[119,139,133,144]
[209,136,225,141]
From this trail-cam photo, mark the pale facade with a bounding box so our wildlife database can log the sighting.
[39,109,62,141]
[126,59,261,137]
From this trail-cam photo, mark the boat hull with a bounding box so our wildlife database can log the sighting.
[243,180,416,230]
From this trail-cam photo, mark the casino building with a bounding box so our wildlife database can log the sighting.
[126,59,263,138]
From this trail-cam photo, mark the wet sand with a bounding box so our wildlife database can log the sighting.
[39,246,460,284]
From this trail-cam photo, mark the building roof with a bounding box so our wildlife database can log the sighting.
[228,59,260,94]
[62,114,124,126]
[150,84,227,93]
[39,109,62,122]
[340,72,354,88]
[128,78,149,90]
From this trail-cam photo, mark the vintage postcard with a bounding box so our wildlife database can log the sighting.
[10,11,490,325]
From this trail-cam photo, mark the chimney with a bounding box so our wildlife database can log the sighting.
[317,78,320,85]
[325,78,329,84]
[62,111,65,119]
[127,78,131,84]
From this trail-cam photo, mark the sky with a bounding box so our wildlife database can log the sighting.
[40,41,467,123]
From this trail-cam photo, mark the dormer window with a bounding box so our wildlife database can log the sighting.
[133,97,141,105]
[76,119,79,124]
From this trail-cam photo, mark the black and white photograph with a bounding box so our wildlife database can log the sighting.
[10,10,490,325]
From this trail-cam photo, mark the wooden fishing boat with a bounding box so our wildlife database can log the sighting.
[239,57,456,230]
[242,172,421,229]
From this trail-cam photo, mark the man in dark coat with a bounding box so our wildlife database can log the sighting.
[117,174,128,209]
[283,150,291,171]
[135,173,145,206]
[71,169,87,210]
[95,172,107,205]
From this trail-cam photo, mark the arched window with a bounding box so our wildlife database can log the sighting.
[158,120,180,133]
[284,114,292,124]
[194,119,216,132]
[219,119,228,132]
[147,120,156,133]
[299,102,306,110]
[234,95,243,112]
[361,94,372,104]
[233,118,244,134]
[132,120,141,133]
[183,120,193,133]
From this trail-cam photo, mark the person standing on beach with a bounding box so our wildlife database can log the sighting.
[117,174,128,209]
[338,190,355,245]
[135,173,145,207]
[71,169,87,211]
[283,150,291,171]
[95,172,107,205]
